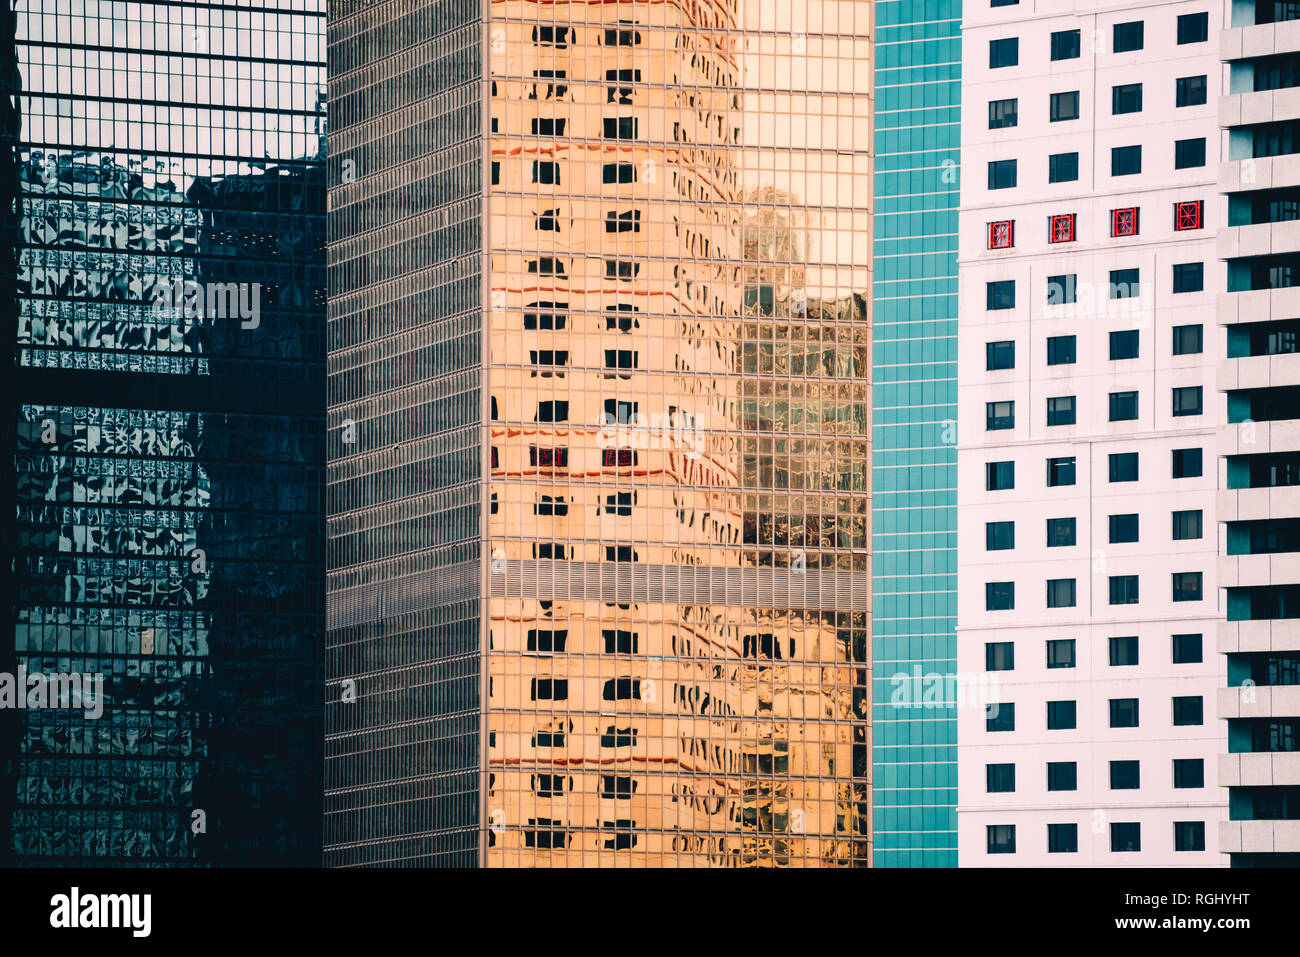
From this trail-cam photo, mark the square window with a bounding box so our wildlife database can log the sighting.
[1110,330,1140,360]
[990,37,1019,68]
[1173,262,1205,295]
[1047,700,1077,730]
[1051,91,1079,122]
[986,702,1015,732]
[1112,207,1140,237]
[1178,12,1208,44]
[1112,145,1142,176]
[1173,509,1203,541]
[1111,822,1141,852]
[1048,823,1078,853]
[986,641,1015,671]
[1109,452,1139,482]
[1047,456,1076,487]
[987,460,1015,490]
[1047,761,1077,791]
[986,400,1015,431]
[1047,578,1077,608]
[1047,273,1077,303]
[986,340,1015,370]
[1049,152,1080,183]
[1051,29,1081,61]
[1172,633,1203,664]
[988,220,1014,249]
[986,521,1015,551]
[1175,200,1204,231]
[986,763,1016,793]
[1049,214,1076,244]
[1047,395,1076,426]
[1173,758,1205,788]
[1109,391,1139,422]
[1172,571,1203,602]
[988,159,1018,190]
[986,581,1015,610]
[1176,75,1208,107]
[1173,324,1204,355]
[1175,137,1207,169]
[1110,760,1141,789]
[1109,513,1139,544]
[1173,386,1203,416]
[1174,821,1205,852]
[987,824,1016,853]
[1110,698,1140,728]
[1046,517,1076,547]
[1047,638,1076,669]
[1110,267,1140,298]
[1112,83,1143,114]
[1110,636,1140,666]
[1109,574,1140,605]
[1113,21,1144,53]
[986,280,1016,310]
[1172,448,1203,478]
[1173,695,1204,726]
[989,99,1018,129]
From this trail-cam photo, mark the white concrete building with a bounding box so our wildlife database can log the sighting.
[956,0,1227,865]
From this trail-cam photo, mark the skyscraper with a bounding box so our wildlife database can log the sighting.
[7,0,326,865]
[326,0,873,866]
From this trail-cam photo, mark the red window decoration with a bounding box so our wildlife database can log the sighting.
[1174,200,1204,231]
[602,448,637,468]
[530,446,568,468]
[1111,207,1139,237]
[988,220,1014,249]
[1048,214,1076,244]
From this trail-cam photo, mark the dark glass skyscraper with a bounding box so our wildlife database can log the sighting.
[5,0,325,865]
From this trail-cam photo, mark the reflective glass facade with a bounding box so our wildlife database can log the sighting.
[871,0,959,867]
[8,0,325,865]
[328,0,872,867]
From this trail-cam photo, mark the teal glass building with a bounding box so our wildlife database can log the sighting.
[871,0,961,867]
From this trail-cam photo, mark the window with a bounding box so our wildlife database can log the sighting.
[1048,824,1078,854]
[1047,700,1077,730]
[1111,822,1141,853]
[604,349,637,371]
[1107,637,1140,669]
[986,581,1015,610]
[531,678,569,700]
[986,641,1015,671]
[1173,324,1204,355]
[1109,513,1139,544]
[989,98,1018,128]
[603,629,638,653]
[987,824,1016,854]
[524,302,567,330]
[1110,267,1140,298]
[1051,29,1081,61]
[986,702,1015,732]
[1109,391,1139,422]
[990,0,1018,5]
[1112,145,1142,176]
[535,495,568,517]
[602,162,636,183]
[1172,572,1203,603]
[601,450,637,469]
[987,763,1016,793]
[986,340,1015,370]
[987,460,1016,490]
[1172,633,1203,664]
[605,303,639,330]
[600,776,637,799]
[986,521,1015,551]
[1047,762,1077,791]
[605,260,639,281]
[1172,448,1203,478]
[530,446,569,468]
[600,725,637,747]
[1112,83,1143,114]
[1173,263,1206,297]
[986,280,1015,310]
[531,117,566,136]
[1049,152,1079,183]
[603,117,638,139]
[988,220,1014,249]
[532,25,572,47]
[1048,214,1076,244]
[527,629,568,654]
[988,159,1017,190]
[535,400,569,422]
[1176,75,1208,107]
[1112,207,1140,237]
[1047,456,1076,487]
[535,208,563,232]
[1113,21,1144,53]
[605,210,641,233]
[602,677,642,701]
[1110,330,1140,360]
[603,399,638,424]
[1109,452,1139,482]
[1109,575,1139,605]
[1172,386,1203,416]
[1175,137,1207,169]
[1045,335,1076,366]
[1110,698,1140,728]
[532,161,560,185]
[986,401,1015,431]
[1173,695,1205,727]
[1047,578,1077,608]
[1050,91,1079,122]
[605,68,641,104]
[491,161,500,185]
[990,37,1019,68]
[603,492,634,517]
[1174,821,1205,852]
[1046,517,1076,547]
[1047,639,1076,669]
[1047,396,1076,426]
[1047,273,1076,304]
[530,69,568,100]
[1175,200,1204,231]
[1110,761,1141,790]
[1173,509,1203,541]
[1173,758,1205,789]
[1178,12,1208,44]
[604,22,642,46]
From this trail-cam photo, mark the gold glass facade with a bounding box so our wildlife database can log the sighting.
[484,0,873,866]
